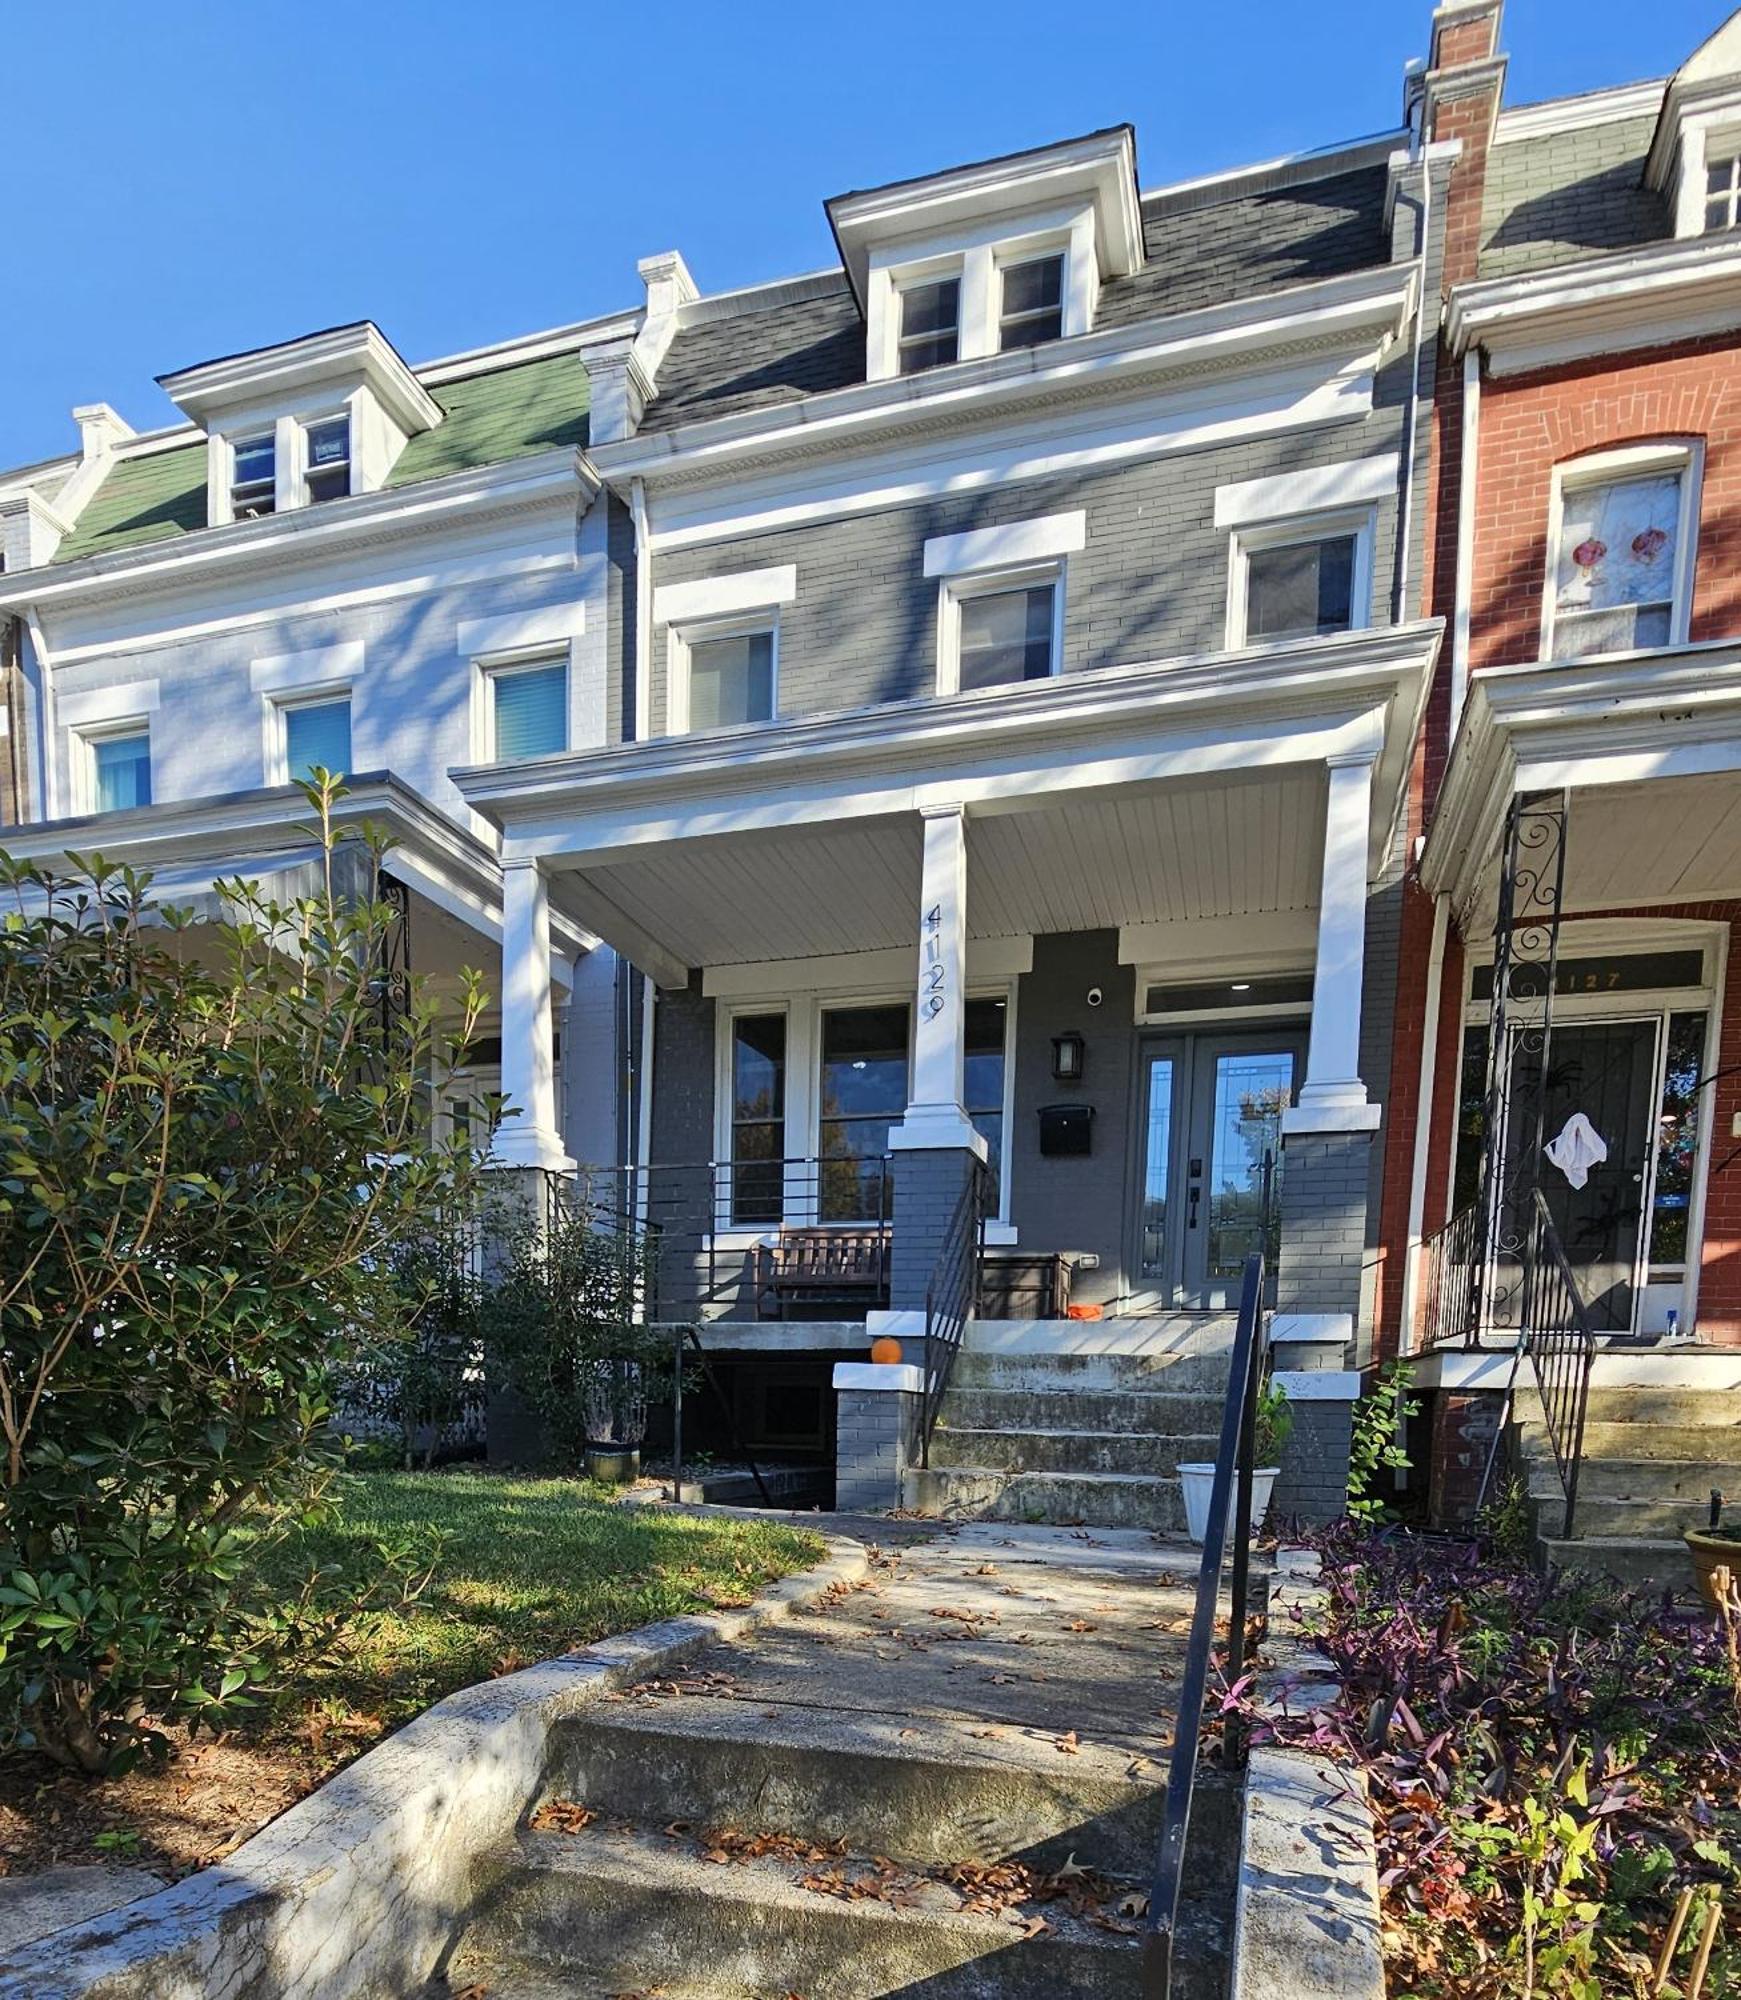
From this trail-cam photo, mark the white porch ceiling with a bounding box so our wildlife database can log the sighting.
[574,766,1328,971]
[1565,775,1741,908]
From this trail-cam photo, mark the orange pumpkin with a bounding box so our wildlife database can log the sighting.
[869,1336,905,1365]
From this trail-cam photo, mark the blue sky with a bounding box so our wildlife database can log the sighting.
[0,0,1724,468]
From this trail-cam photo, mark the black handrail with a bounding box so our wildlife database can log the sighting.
[918,1158,989,1468]
[1142,1249,1267,1999]
[1520,1188,1596,1542]
[1421,1196,1484,1349]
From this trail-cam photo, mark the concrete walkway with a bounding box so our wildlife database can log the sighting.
[433,1517,1239,1998]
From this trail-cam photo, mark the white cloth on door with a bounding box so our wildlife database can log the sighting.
[1545,1112,1607,1191]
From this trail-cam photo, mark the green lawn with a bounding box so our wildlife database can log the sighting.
[260,1469,826,1730]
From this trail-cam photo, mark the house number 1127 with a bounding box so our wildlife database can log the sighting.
[922,903,947,1020]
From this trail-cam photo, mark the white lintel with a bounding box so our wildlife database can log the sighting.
[922,511,1087,579]
[1213,454,1401,529]
[652,566,798,626]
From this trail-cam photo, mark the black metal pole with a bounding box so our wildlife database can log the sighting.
[671,1317,685,1504]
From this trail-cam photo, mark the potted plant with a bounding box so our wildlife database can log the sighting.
[1180,1378,1292,1544]
[1684,1492,1741,1612]
[583,1355,647,1486]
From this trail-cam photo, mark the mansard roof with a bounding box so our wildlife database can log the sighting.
[638,157,1395,436]
[52,346,592,565]
[1480,100,1671,281]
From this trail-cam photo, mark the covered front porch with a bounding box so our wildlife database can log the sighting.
[1418,641,1741,1356]
[459,621,1439,1341]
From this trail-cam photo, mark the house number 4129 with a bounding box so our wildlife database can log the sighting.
[922,903,947,1020]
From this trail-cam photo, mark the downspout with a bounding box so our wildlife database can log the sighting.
[23,612,58,821]
[635,971,656,1232]
[0,617,24,824]
[1397,889,1451,1357]
[1449,349,1481,725]
[1391,96,1432,623]
[630,477,652,743]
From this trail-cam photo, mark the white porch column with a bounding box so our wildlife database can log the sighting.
[890,802,987,1158]
[492,858,574,1170]
[1284,750,1383,1136]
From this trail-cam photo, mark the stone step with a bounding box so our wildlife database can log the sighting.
[1540,1535,1697,1594]
[939,1387,1225,1435]
[1534,1492,1726,1541]
[965,1315,1237,1361]
[549,1696,1171,1876]
[906,1465,1187,1534]
[1516,1419,1741,1464]
[453,1821,1230,1999]
[1532,1457,1741,1502]
[950,1350,1233,1394]
[1516,1387,1741,1428]
[926,1426,1219,1478]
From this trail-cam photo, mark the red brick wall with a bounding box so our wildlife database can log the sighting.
[1428,1388,1504,1526]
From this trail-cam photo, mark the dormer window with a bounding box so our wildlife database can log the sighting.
[305,416,351,504]
[998,254,1064,351]
[898,277,961,375]
[1707,147,1741,231]
[230,434,276,520]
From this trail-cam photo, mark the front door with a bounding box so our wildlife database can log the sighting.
[1501,1018,1659,1334]
[1133,1032,1303,1309]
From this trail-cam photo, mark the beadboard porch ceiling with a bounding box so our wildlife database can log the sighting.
[553,763,1329,971]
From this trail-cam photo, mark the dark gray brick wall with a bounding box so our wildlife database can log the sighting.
[645,409,1407,733]
[835,1386,919,1511]
[1479,115,1667,281]
[889,1147,980,1312]
[1274,1397,1354,1524]
[1278,1131,1372,1320]
[1008,930,1134,1309]
[606,491,637,746]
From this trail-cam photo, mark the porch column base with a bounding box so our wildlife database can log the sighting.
[483,1164,570,1468]
[888,1143,982,1313]
[1270,1369,1361,1524]
[1281,1084,1381,1136]
[487,1131,577,1174]
[1277,1128,1372,1322]
[832,1361,923,1513]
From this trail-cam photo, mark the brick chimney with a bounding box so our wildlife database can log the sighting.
[1418,0,1508,290]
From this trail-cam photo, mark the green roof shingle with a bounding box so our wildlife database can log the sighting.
[52,347,591,564]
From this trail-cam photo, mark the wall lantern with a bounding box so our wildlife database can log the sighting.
[1051,1030,1086,1082]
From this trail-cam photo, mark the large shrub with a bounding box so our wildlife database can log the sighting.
[0,781,487,1772]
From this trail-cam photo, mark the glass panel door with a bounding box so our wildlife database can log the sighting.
[1182,1040,1298,1307]
[818,1003,908,1221]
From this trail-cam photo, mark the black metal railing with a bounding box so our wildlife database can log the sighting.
[1143,1249,1268,1998]
[1520,1188,1596,1542]
[1421,1196,1484,1349]
[917,1158,990,1468]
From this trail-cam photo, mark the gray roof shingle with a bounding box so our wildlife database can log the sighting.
[1479,115,1668,279]
[641,162,1393,434]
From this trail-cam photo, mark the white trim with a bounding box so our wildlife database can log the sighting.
[249,639,365,695]
[923,511,1085,579]
[478,652,572,764]
[651,566,797,626]
[1118,910,1318,975]
[457,600,587,661]
[1493,79,1665,145]
[1224,507,1376,652]
[665,610,781,738]
[832,1361,924,1394]
[1539,441,1703,664]
[935,560,1065,699]
[704,936,1033,999]
[1212,455,1399,530]
[265,687,353,787]
[1270,1369,1360,1401]
[58,679,161,728]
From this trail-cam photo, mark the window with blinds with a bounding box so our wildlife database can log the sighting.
[283,696,352,782]
[490,660,568,761]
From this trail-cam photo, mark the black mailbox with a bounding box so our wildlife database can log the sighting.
[1038,1102,1094,1157]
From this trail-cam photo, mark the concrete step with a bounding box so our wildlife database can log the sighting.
[950,1350,1232,1394]
[965,1315,1237,1362]
[1532,1457,1741,1502]
[1541,1535,1697,1594]
[1533,1492,1724,1541]
[926,1426,1218,1478]
[1516,1387,1741,1428]
[455,1821,1230,1999]
[1516,1419,1741,1465]
[939,1387,1225,1436]
[906,1465,1186,1534]
[549,1696,1170,1876]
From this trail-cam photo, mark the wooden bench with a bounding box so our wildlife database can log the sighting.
[755,1229,891,1320]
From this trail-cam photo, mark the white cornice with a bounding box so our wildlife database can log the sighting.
[1141,130,1404,212]
[414,310,641,385]
[601,263,1416,493]
[1446,233,1741,373]
[159,322,443,437]
[0,450,598,613]
[1494,78,1665,145]
[1421,639,1741,911]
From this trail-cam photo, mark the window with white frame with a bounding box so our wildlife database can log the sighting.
[280,693,352,783]
[728,1012,786,1225]
[1547,450,1698,661]
[1707,146,1741,231]
[82,724,152,813]
[998,253,1064,350]
[897,275,961,375]
[304,416,352,504]
[682,622,777,732]
[230,433,276,520]
[1226,510,1373,650]
[488,657,568,761]
[950,573,1060,691]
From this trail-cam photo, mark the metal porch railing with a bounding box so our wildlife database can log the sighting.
[1420,1195,1484,1349]
[1517,1188,1597,1542]
[917,1158,990,1468]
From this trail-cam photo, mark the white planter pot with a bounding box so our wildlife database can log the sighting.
[1179,1463,1278,1544]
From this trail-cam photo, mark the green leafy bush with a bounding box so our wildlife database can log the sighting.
[0,780,486,1772]
[1346,1359,1419,1523]
[1254,1376,1293,1467]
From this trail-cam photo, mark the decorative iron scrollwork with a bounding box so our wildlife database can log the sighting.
[374,869,412,1042]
